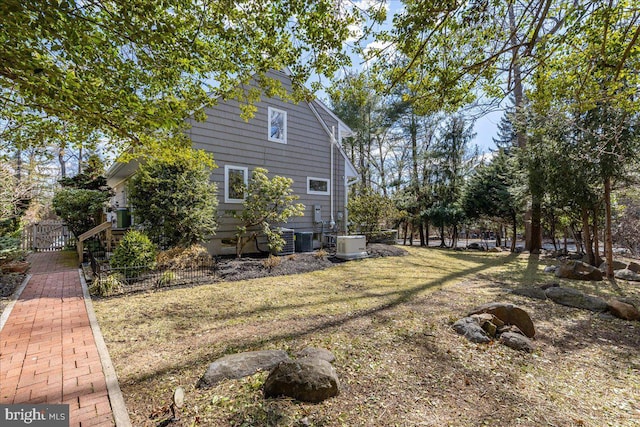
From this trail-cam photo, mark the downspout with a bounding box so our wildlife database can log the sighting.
[330,126,335,229]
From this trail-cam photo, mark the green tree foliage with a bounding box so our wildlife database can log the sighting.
[128,149,218,248]
[1,1,357,154]
[52,188,110,238]
[231,168,304,257]
[0,163,31,234]
[110,230,156,276]
[347,191,396,240]
[462,149,519,251]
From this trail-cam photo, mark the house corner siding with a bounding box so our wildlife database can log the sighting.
[188,70,349,255]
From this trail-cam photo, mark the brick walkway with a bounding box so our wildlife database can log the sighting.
[0,252,118,426]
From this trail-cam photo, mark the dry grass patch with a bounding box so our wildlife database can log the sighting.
[93,247,640,426]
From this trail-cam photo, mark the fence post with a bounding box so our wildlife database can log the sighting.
[32,223,38,252]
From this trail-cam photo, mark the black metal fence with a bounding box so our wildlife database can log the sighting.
[84,239,218,295]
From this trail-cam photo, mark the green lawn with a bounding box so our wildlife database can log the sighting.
[93,247,640,426]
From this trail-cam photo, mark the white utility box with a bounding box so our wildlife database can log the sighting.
[336,235,368,260]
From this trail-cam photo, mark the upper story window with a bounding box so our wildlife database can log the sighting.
[224,165,248,203]
[268,107,287,144]
[307,177,330,195]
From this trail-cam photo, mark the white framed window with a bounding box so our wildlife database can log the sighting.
[268,107,287,144]
[307,177,330,195]
[225,165,248,203]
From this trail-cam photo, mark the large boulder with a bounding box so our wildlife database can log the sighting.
[512,287,548,300]
[263,359,340,403]
[468,302,536,338]
[599,260,628,272]
[452,317,491,343]
[296,347,336,363]
[607,300,640,321]
[544,287,608,312]
[499,332,535,353]
[555,260,603,281]
[197,350,290,388]
[628,261,640,274]
[614,269,640,282]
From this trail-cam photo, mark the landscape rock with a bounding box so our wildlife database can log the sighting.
[197,350,290,388]
[555,260,603,281]
[607,300,640,321]
[599,260,628,272]
[543,265,558,273]
[263,359,340,403]
[452,317,491,343]
[628,261,640,274]
[614,269,640,282]
[296,347,336,363]
[544,287,608,312]
[499,332,535,353]
[467,242,485,251]
[512,287,547,300]
[488,247,503,253]
[468,302,536,338]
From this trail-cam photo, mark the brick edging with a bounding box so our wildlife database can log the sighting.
[78,269,132,427]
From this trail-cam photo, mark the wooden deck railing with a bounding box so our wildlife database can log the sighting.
[77,221,112,263]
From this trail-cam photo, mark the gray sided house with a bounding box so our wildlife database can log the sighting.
[107,69,358,255]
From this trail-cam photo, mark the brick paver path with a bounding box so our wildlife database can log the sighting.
[1,252,115,426]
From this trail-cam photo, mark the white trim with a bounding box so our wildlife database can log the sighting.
[268,106,287,144]
[307,177,331,196]
[224,165,248,203]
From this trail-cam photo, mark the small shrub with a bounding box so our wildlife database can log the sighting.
[262,255,281,271]
[157,270,177,287]
[110,230,156,276]
[89,273,124,296]
[314,249,328,258]
[156,244,212,269]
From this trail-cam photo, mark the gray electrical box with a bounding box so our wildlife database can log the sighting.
[314,205,322,223]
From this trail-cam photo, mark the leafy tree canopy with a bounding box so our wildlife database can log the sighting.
[128,149,218,248]
[1,0,357,154]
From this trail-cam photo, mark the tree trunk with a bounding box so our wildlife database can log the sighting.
[403,222,408,245]
[526,200,543,253]
[581,206,595,265]
[59,147,66,178]
[604,176,614,278]
[511,214,517,252]
[592,208,602,267]
[440,224,446,247]
[425,221,430,247]
[419,222,425,247]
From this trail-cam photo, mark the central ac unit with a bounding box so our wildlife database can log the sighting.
[275,228,295,255]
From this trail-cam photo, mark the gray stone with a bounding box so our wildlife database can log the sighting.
[599,260,628,272]
[452,317,491,343]
[499,332,535,353]
[296,347,336,363]
[628,261,640,274]
[468,302,536,338]
[614,269,640,282]
[543,265,558,273]
[488,247,503,253]
[555,260,603,281]
[544,287,608,312]
[512,287,548,300]
[607,299,640,321]
[263,359,340,403]
[197,350,290,388]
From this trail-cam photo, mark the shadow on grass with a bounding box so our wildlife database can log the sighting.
[116,248,524,384]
